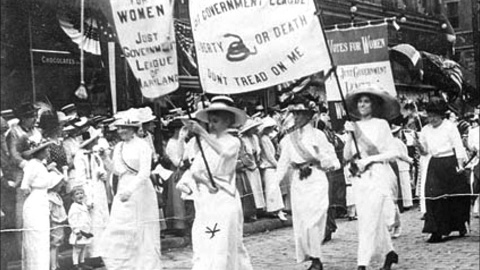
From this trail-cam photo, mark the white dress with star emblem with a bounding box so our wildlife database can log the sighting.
[190,132,253,270]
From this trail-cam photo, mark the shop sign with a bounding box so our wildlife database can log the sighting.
[32,50,80,66]
[189,0,331,94]
[111,0,179,99]
[325,23,396,101]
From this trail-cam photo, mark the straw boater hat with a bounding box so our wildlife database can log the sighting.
[345,85,400,120]
[113,109,142,127]
[138,107,157,123]
[79,128,102,149]
[196,96,247,126]
[21,141,53,158]
[239,118,262,134]
[73,117,89,128]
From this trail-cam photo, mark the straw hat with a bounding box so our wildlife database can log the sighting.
[22,141,53,158]
[79,128,102,149]
[239,118,262,134]
[390,124,402,134]
[196,96,247,126]
[113,109,142,127]
[259,116,277,131]
[73,117,89,128]
[137,107,157,123]
[345,85,400,120]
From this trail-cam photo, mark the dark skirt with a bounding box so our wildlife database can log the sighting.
[423,156,471,235]
[236,170,257,219]
[326,169,347,213]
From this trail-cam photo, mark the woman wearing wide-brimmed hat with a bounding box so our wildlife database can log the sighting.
[343,85,403,270]
[73,128,109,257]
[6,102,42,256]
[182,95,253,270]
[258,116,287,221]
[99,112,161,270]
[237,118,264,221]
[20,141,64,270]
[275,95,340,270]
[414,97,470,243]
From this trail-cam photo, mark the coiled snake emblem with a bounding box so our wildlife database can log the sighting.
[224,33,257,62]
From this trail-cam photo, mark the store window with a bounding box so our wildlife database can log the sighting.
[446,1,459,29]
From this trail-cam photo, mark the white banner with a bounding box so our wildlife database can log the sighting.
[111,0,179,99]
[189,0,331,94]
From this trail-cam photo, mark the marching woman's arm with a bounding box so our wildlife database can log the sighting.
[343,121,356,162]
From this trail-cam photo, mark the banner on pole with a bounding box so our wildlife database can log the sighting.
[189,0,331,95]
[110,0,179,99]
[325,23,396,101]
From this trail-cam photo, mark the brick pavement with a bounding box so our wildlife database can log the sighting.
[161,207,480,270]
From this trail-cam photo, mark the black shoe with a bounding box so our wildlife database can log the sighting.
[427,233,443,243]
[307,259,323,270]
[348,216,358,221]
[323,230,332,243]
[357,266,366,270]
[459,226,468,237]
[379,251,398,270]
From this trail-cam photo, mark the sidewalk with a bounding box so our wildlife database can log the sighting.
[6,216,292,270]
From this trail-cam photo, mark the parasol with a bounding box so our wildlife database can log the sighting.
[421,51,463,100]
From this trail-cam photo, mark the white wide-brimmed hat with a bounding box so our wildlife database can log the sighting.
[22,141,53,158]
[196,96,247,127]
[259,116,277,133]
[79,128,102,149]
[345,85,400,120]
[239,118,262,134]
[137,107,157,123]
[113,109,142,127]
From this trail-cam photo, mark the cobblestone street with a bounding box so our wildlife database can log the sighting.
[161,207,480,270]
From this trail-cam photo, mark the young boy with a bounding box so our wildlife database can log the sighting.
[68,185,93,270]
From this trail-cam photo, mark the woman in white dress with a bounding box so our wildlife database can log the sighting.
[73,129,109,257]
[343,86,404,270]
[276,95,340,270]
[20,141,64,270]
[99,113,161,270]
[182,96,253,270]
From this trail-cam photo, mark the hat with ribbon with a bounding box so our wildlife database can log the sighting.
[345,85,400,120]
[259,116,278,133]
[22,140,53,158]
[196,96,247,126]
[137,107,157,123]
[113,109,142,127]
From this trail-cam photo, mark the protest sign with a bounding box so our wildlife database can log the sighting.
[111,0,178,98]
[189,0,331,94]
[325,23,396,101]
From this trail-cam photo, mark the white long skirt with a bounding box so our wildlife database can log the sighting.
[85,179,110,256]
[353,163,395,266]
[192,185,253,270]
[244,168,266,209]
[261,168,284,212]
[22,190,50,270]
[99,173,161,270]
[291,167,329,263]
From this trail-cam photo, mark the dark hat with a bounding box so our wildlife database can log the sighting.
[1,116,8,134]
[13,102,38,118]
[425,97,448,115]
[39,112,60,131]
[457,120,470,135]
[318,104,328,114]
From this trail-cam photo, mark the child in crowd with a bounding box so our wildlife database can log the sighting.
[48,177,67,270]
[68,185,93,270]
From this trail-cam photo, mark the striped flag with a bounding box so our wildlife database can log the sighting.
[174,19,197,71]
[277,76,312,103]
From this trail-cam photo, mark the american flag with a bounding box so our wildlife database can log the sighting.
[277,76,312,103]
[174,19,198,72]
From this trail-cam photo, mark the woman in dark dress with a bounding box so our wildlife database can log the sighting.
[415,97,470,242]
